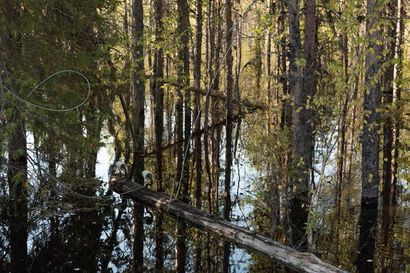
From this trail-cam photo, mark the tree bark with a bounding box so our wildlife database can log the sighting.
[175,0,191,271]
[7,115,28,273]
[288,0,316,251]
[355,0,383,272]
[131,0,145,272]
[194,0,203,271]
[224,0,234,271]
[152,0,165,270]
[380,1,400,272]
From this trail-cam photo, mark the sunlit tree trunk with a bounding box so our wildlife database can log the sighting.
[205,1,214,271]
[131,0,145,272]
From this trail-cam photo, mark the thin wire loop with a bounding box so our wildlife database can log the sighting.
[3,69,91,112]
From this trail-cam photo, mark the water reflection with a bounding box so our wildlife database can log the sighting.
[1,119,409,273]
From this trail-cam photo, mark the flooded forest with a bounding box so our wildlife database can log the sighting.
[1,0,410,272]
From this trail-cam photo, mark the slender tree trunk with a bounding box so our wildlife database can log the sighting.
[175,0,191,272]
[234,0,241,101]
[393,0,405,208]
[211,1,223,218]
[355,0,383,272]
[204,0,214,216]
[223,0,234,272]
[194,0,203,271]
[380,1,400,272]
[205,3,214,270]
[131,1,145,272]
[279,0,290,130]
[288,0,316,251]
[48,132,61,271]
[345,64,360,210]
[153,0,165,270]
[334,9,349,257]
[266,0,273,109]
[7,115,28,273]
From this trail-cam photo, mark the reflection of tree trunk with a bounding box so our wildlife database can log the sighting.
[223,0,233,272]
[63,110,103,273]
[356,1,382,272]
[101,201,126,272]
[131,0,145,272]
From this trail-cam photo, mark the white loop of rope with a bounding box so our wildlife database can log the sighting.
[3,69,91,112]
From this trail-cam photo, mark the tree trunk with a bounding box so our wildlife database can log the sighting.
[175,0,191,271]
[153,0,165,270]
[288,0,316,251]
[7,115,28,273]
[355,0,383,272]
[279,0,290,129]
[380,1,400,272]
[223,0,234,272]
[131,0,145,272]
[194,0,203,271]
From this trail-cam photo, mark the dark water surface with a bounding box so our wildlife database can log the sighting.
[1,120,409,273]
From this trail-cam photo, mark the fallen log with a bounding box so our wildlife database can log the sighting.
[110,179,349,273]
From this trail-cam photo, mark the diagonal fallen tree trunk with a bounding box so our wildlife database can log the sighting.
[110,179,349,273]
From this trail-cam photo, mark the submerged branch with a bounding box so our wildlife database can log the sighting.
[144,114,243,156]
[161,79,268,111]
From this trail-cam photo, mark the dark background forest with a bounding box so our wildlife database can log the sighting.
[0,0,409,272]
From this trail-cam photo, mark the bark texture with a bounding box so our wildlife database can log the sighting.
[131,0,145,272]
[356,0,383,272]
